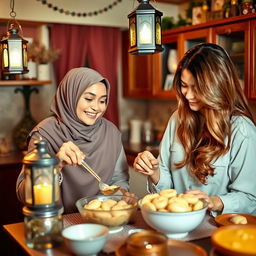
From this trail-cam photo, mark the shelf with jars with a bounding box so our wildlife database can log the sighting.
[122,13,256,100]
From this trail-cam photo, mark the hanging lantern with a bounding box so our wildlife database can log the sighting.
[22,140,63,249]
[128,0,163,55]
[0,0,28,75]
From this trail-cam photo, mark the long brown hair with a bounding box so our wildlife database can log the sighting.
[173,43,255,184]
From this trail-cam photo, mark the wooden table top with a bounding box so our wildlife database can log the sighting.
[3,211,216,256]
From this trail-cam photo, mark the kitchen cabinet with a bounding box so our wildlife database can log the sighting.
[122,13,256,100]
[212,21,249,93]
[251,20,256,99]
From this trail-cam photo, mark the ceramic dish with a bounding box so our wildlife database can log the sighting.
[116,239,207,256]
[214,213,256,227]
[211,224,256,256]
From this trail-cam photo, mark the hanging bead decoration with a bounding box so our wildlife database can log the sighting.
[35,0,122,17]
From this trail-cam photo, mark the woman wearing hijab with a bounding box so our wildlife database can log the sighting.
[133,43,256,216]
[16,67,131,213]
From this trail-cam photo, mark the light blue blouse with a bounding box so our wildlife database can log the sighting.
[148,111,256,216]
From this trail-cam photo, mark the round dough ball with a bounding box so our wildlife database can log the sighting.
[84,199,102,209]
[141,193,159,205]
[152,196,168,210]
[142,202,157,211]
[230,215,248,225]
[193,200,204,211]
[159,189,177,198]
[168,197,189,207]
[167,201,190,212]
[181,194,199,205]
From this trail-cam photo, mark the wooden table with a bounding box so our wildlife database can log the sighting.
[3,211,217,256]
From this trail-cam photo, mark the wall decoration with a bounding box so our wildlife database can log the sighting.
[192,6,203,25]
[35,0,122,17]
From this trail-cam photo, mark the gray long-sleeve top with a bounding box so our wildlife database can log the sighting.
[149,112,256,216]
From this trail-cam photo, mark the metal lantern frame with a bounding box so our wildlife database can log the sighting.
[128,0,163,55]
[23,140,61,210]
[0,0,28,75]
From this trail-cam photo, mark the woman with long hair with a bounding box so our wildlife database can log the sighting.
[133,43,256,215]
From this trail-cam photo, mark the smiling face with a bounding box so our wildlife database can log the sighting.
[76,82,107,125]
[181,69,203,112]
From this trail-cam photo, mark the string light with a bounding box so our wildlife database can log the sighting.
[35,0,122,17]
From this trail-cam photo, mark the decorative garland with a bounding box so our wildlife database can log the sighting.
[36,0,122,17]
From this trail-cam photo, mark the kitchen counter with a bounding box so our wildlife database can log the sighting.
[123,142,159,166]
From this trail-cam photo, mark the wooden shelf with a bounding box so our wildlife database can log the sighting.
[0,80,51,86]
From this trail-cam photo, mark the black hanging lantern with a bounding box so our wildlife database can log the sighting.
[128,0,163,55]
[0,0,28,75]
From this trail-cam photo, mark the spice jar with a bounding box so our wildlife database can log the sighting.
[241,0,255,15]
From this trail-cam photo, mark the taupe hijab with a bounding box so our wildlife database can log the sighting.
[29,67,122,213]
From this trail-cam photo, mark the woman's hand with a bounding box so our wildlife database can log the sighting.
[133,151,160,184]
[56,141,85,170]
[185,190,224,212]
[120,188,138,202]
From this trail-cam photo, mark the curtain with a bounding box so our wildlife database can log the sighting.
[50,24,120,127]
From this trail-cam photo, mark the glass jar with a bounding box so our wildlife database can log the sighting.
[142,121,154,145]
[23,207,63,249]
[126,230,168,256]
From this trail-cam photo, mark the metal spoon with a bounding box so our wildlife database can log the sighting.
[80,160,120,195]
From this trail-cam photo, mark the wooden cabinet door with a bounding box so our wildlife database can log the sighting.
[212,21,250,97]
[122,30,154,98]
[152,33,179,100]
[250,20,256,99]
[180,28,212,56]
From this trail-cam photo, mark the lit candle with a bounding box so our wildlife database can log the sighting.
[33,184,52,204]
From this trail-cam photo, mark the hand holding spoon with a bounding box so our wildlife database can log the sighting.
[80,160,120,195]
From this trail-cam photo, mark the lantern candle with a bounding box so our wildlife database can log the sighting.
[139,23,152,44]
[33,184,52,204]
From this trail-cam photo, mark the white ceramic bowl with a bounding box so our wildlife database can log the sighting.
[62,223,109,256]
[140,200,208,239]
[76,195,138,233]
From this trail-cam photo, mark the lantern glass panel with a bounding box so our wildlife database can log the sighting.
[138,15,153,45]
[2,44,9,67]
[8,40,22,68]
[23,43,28,67]
[129,17,136,47]
[156,16,161,45]
[25,168,32,205]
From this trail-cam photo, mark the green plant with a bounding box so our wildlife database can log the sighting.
[162,16,176,30]
[162,15,189,31]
